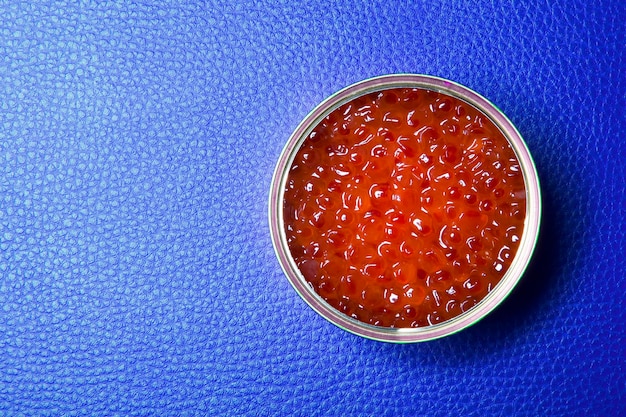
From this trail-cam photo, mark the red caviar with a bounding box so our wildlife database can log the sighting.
[283,88,526,328]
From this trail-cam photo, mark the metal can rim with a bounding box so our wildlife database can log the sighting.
[268,74,542,343]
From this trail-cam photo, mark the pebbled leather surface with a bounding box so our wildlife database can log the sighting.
[0,1,624,416]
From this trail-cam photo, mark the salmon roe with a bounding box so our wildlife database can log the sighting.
[283,88,526,328]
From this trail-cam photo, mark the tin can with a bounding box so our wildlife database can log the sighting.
[269,74,541,342]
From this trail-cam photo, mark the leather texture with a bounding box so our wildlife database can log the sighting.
[0,1,624,416]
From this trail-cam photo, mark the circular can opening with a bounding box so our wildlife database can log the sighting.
[269,74,541,343]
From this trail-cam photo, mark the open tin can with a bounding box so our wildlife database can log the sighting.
[269,74,541,342]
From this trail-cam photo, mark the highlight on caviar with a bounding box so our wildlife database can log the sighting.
[282,87,527,329]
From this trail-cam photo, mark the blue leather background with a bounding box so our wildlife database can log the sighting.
[0,1,624,416]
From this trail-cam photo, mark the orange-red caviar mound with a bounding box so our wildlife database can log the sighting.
[283,88,526,328]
